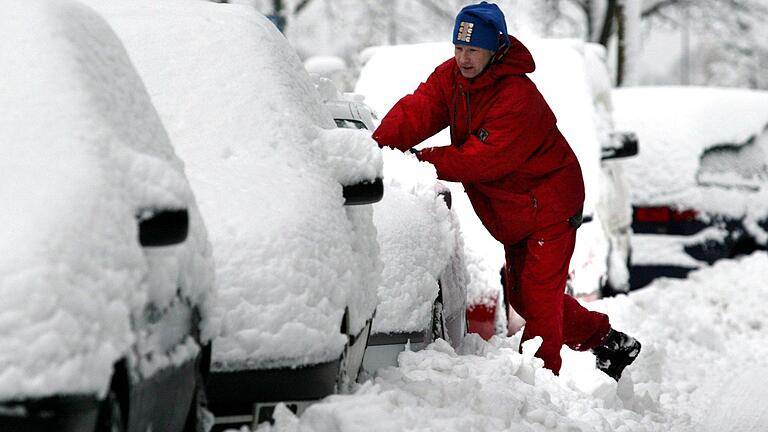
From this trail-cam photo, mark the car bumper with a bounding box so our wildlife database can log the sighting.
[207,359,338,430]
[467,299,498,341]
[630,264,698,289]
[630,233,711,289]
[361,330,428,375]
[0,394,99,432]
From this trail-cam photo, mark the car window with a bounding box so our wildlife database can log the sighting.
[335,118,369,130]
[696,134,768,190]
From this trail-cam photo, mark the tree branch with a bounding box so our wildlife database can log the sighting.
[641,0,680,19]
[294,0,312,15]
[597,0,617,46]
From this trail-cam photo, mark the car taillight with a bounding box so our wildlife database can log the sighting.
[467,298,497,341]
[634,206,698,223]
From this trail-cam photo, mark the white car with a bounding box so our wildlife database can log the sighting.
[354,38,637,338]
[318,82,468,372]
[529,40,638,301]
[90,1,383,429]
[613,86,768,289]
[0,2,215,431]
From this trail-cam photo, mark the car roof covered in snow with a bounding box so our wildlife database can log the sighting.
[613,86,768,210]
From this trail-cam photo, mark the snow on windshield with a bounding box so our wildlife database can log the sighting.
[89,0,382,369]
[697,136,768,190]
[0,0,212,400]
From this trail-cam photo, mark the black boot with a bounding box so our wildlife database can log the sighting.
[591,329,641,381]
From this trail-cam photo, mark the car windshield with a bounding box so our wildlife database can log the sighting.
[335,118,368,130]
[696,134,768,190]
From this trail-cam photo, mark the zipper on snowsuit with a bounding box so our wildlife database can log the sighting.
[452,83,472,146]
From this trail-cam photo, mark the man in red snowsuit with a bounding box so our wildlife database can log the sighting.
[373,1,641,379]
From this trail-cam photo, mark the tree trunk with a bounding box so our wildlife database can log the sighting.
[616,0,642,86]
[597,0,617,47]
[270,0,287,32]
[615,0,626,85]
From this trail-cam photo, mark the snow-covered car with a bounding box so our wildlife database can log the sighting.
[317,82,468,372]
[613,86,768,288]
[354,39,637,339]
[530,40,638,301]
[89,1,383,429]
[0,2,215,431]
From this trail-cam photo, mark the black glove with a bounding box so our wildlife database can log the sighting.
[408,148,420,155]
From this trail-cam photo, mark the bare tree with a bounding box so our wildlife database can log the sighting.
[532,0,768,87]
[268,0,314,32]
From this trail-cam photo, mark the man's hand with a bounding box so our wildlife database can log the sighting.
[408,148,420,156]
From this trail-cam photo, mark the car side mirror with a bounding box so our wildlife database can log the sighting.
[343,177,384,205]
[603,131,639,160]
[138,209,189,247]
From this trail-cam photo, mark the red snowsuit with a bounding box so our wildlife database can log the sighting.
[373,36,610,374]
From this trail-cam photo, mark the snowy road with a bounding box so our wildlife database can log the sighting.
[231,252,768,432]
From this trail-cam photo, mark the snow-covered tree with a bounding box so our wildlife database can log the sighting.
[528,0,768,87]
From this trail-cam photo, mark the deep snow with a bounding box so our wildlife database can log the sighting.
[242,252,768,432]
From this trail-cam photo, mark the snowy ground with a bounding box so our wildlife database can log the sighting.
[226,251,768,432]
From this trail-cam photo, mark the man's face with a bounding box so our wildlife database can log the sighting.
[454,45,494,79]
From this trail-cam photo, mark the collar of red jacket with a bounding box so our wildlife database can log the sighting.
[455,35,535,89]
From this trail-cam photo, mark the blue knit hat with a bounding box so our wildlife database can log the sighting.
[453,2,508,52]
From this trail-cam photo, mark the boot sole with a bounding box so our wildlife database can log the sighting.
[604,341,641,381]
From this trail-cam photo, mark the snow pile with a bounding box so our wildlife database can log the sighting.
[0,0,213,400]
[371,149,460,334]
[256,336,670,432]
[244,252,768,431]
[91,0,382,370]
[613,86,768,211]
[592,252,768,430]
